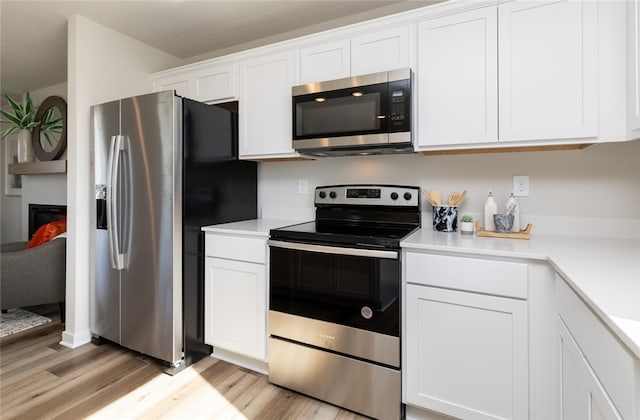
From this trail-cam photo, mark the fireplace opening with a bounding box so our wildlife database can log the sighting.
[28,204,67,239]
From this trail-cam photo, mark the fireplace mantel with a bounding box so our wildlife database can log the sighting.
[8,160,67,175]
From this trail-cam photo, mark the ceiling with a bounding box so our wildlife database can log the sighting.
[0,0,439,95]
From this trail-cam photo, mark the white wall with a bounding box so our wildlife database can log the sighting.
[259,140,640,238]
[64,15,180,348]
[1,82,67,243]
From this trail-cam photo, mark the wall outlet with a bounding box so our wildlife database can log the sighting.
[298,178,309,194]
[513,175,530,197]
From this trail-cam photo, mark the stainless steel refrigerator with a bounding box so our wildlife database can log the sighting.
[91,90,257,373]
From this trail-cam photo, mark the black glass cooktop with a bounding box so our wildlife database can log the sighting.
[270,221,419,249]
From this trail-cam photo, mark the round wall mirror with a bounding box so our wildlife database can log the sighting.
[32,96,67,161]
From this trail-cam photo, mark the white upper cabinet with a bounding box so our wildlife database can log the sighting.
[191,63,237,103]
[238,50,299,159]
[416,7,498,147]
[152,73,190,98]
[299,39,350,84]
[629,0,640,136]
[151,62,237,104]
[498,0,598,142]
[351,26,410,76]
[299,25,410,85]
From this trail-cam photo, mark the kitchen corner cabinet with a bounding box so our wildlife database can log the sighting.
[238,50,300,159]
[416,6,498,146]
[151,62,237,104]
[558,319,621,420]
[404,252,529,419]
[556,275,639,420]
[204,232,268,362]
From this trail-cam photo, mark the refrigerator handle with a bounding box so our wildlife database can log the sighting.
[106,135,127,270]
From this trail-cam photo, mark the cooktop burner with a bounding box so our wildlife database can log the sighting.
[270,185,421,248]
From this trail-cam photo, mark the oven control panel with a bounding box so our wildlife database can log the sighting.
[315,185,419,207]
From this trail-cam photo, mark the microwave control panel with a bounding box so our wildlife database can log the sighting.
[388,79,410,132]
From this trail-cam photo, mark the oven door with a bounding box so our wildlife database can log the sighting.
[268,239,400,364]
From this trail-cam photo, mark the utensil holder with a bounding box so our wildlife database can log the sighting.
[433,205,458,232]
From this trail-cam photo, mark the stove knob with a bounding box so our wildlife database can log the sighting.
[404,192,412,201]
[390,192,399,200]
[329,191,337,199]
[319,191,326,199]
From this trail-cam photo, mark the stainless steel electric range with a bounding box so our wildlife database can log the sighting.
[267,184,421,420]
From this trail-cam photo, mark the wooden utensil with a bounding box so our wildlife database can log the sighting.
[454,190,467,206]
[431,189,442,206]
[422,190,437,206]
[447,192,460,206]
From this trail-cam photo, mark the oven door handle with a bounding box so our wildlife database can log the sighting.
[267,240,398,260]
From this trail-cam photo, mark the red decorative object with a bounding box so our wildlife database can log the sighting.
[26,220,67,249]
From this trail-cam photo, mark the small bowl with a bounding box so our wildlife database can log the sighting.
[493,213,514,233]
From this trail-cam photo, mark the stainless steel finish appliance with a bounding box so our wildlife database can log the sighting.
[91,90,256,373]
[268,185,420,419]
[292,69,412,157]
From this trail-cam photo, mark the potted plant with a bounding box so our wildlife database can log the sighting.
[0,93,39,162]
[460,215,474,235]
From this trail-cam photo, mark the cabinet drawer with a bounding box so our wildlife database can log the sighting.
[556,275,638,420]
[406,252,528,299]
[205,233,266,264]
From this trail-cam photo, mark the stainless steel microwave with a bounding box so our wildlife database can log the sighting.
[292,68,412,157]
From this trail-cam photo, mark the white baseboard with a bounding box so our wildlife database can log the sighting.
[60,328,92,349]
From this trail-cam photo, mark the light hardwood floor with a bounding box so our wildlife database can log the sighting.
[0,306,368,420]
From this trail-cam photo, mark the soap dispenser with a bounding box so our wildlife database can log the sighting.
[484,190,497,231]
[506,192,520,233]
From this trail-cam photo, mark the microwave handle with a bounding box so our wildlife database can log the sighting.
[267,240,398,260]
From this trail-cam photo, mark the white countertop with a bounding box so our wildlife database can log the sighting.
[201,218,307,237]
[202,218,639,359]
[402,228,640,359]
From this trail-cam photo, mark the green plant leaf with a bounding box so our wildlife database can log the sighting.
[0,109,23,127]
[44,131,53,147]
[1,126,19,139]
[4,94,22,112]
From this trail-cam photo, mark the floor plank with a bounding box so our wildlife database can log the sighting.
[0,306,370,420]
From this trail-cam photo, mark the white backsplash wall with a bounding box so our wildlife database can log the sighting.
[258,140,640,238]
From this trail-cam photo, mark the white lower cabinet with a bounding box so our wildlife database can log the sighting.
[558,318,621,420]
[556,275,639,420]
[204,257,266,361]
[404,251,529,420]
[204,232,268,365]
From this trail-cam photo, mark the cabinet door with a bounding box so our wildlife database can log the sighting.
[416,7,497,147]
[299,39,350,84]
[192,63,237,103]
[405,284,528,420]
[629,0,640,134]
[559,319,623,420]
[351,26,410,76]
[153,73,191,98]
[238,50,299,159]
[204,257,267,361]
[498,0,598,142]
